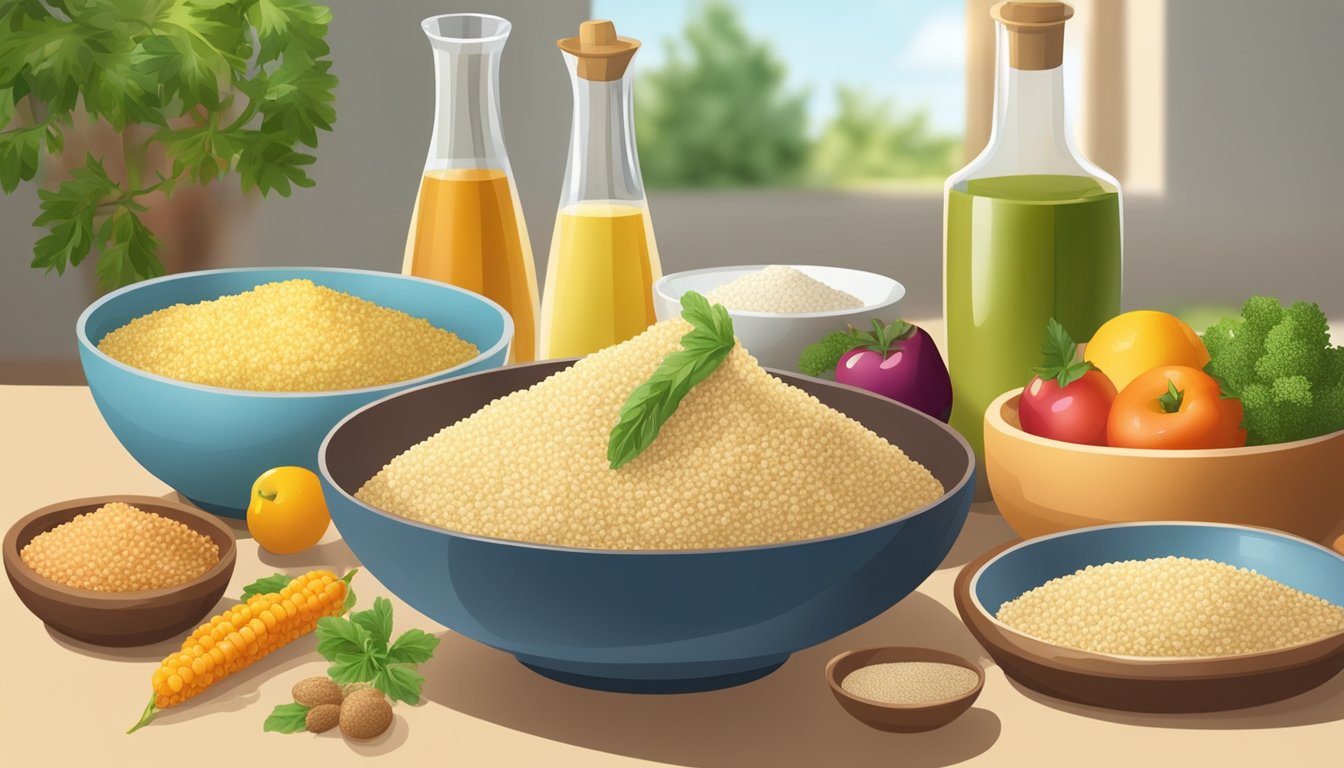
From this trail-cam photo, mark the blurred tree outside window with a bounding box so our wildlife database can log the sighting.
[594,0,965,190]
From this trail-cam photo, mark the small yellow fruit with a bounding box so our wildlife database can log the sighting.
[246,467,330,555]
[1084,310,1210,391]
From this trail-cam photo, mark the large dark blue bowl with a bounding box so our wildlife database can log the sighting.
[320,360,975,693]
[77,268,513,517]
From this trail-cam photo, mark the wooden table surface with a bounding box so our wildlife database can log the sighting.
[2,384,1340,767]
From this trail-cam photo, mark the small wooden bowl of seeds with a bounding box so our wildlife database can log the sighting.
[825,646,984,732]
[3,495,236,647]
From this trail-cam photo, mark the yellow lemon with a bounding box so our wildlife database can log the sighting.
[1084,310,1210,391]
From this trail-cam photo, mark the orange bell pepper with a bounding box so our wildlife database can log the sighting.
[1107,365,1247,449]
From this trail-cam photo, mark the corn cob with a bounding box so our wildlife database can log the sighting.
[128,569,348,733]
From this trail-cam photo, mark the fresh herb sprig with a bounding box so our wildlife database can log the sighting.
[0,0,338,289]
[1033,317,1099,388]
[607,291,735,469]
[313,597,439,705]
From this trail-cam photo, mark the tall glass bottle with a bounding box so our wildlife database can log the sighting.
[944,1,1122,479]
[404,14,539,362]
[540,20,661,359]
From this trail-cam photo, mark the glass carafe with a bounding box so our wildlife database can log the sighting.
[944,1,1122,480]
[539,20,661,359]
[404,13,539,363]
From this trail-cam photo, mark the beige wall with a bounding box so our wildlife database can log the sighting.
[1,0,1341,376]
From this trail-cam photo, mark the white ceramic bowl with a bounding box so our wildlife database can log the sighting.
[653,265,905,372]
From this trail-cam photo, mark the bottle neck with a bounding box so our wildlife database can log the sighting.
[426,41,510,170]
[988,64,1078,172]
[559,57,644,206]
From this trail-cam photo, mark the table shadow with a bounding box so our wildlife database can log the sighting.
[1005,672,1344,730]
[422,592,999,768]
[937,502,1016,570]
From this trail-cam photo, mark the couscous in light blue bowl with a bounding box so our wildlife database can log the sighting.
[77,267,513,518]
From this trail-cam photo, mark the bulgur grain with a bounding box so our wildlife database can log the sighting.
[996,556,1344,657]
[841,662,979,705]
[97,279,478,392]
[20,502,219,592]
[356,317,944,550]
[705,265,864,313]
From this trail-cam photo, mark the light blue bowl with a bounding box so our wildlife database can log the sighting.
[77,268,513,517]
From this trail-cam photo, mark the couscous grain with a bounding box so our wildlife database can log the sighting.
[996,556,1344,657]
[841,662,980,705]
[706,265,864,313]
[97,279,478,391]
[20,502,220,592]
[356,317,944,550]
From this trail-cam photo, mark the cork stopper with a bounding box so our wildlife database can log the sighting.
[990,2,1074,71]
[557,20,640,81]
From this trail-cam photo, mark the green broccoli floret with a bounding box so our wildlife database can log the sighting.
[798,332,855,377]
[1201,296,1344,445]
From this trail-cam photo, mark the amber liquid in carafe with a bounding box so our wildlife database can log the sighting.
[409,168,537,362]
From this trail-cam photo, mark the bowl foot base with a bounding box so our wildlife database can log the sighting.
[181,495,246,519]
[516,654,789,694]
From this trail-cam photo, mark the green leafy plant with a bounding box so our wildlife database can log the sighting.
[0,0,337,289]
[313,597,439,705]
[607,291,735,469]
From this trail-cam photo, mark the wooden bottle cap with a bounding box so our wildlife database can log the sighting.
[990,2,1074,71]
[557,20,640,81]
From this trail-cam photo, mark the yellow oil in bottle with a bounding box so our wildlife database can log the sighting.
[539,201,660,359]
[409,168,538,362]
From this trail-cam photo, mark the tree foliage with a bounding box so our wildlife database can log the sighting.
[635,0,809,188]
[635,1,960,189]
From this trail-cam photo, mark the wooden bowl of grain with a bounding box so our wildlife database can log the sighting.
[3,495,236,647]
[825,646,984,732]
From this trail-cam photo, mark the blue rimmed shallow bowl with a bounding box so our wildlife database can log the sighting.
[955,522,1344,712]
[319,360,975,693]
[77,267,513,518]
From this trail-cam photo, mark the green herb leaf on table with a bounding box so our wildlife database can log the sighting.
[314,597,439,704]
[608,291,736,469]
[387,628,440,665]
[263,702,311,734]
[374,664,427,706]
[1033,318,1099,388]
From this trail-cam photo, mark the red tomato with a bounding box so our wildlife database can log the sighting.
[1018,370,1118,445]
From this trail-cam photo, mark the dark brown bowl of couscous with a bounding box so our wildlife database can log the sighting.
[4,495,236,647]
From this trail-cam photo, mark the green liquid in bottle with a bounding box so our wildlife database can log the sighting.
[945,174,1121,463]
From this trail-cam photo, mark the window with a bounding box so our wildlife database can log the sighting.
[592,0,966,190]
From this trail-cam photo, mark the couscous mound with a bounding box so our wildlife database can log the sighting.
[997,556,1344,657]
[356,317,945,550]
[97,279,478,391]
